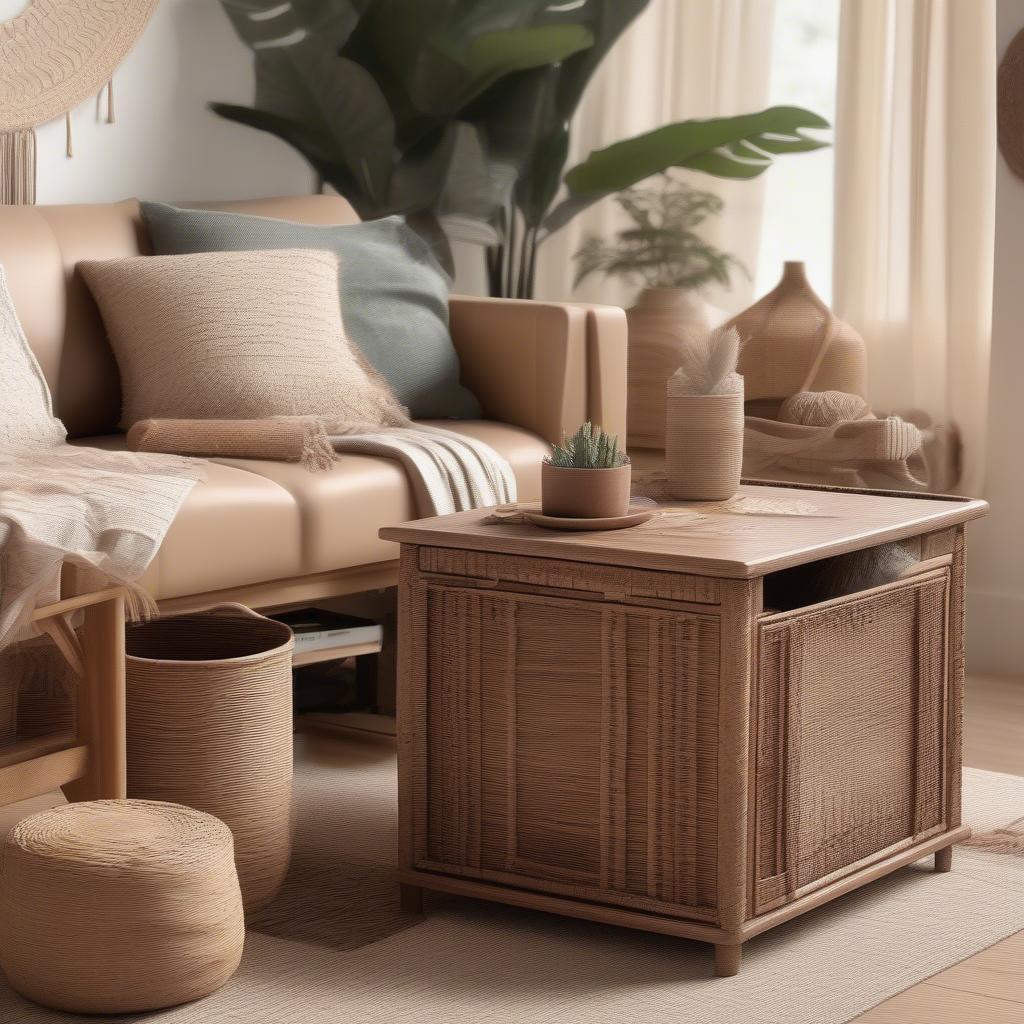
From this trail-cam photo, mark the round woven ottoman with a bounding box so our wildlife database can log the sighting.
[0,800,245,1014]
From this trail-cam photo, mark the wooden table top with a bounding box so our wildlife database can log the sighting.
[380,483,988,579]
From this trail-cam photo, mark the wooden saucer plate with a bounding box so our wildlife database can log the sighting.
[524,508,655,532]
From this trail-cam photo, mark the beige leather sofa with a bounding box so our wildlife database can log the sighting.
[0,194,627,631]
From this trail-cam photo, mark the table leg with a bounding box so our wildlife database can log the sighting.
[714,943,742,977]
[934,846,953,873]
[400,883,424,914]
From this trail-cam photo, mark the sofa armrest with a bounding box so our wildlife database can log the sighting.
[448,295,627,445]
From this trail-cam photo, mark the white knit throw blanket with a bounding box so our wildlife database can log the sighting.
[328,424,517,516]
[0,269,203,651]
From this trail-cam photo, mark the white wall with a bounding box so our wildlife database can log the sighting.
[968,1,1024,676]
[31,0,314,205]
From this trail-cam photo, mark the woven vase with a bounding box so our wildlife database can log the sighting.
[727,262,867,413]
[124,604,294,913]
[626,288,718,449]
[665,388,745,501]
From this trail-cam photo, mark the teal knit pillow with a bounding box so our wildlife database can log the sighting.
[140,202,480,420]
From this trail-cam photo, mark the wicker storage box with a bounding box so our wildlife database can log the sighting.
[383,483,985,976]
[124,604,294,913]
[408,552,952,924]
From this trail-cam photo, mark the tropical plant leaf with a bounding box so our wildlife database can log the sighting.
[221,0,362,52]
[515,126,569,228]
[210,102,369,201]
[252,42,396,207]
[565,106,829,194]
[543,106,830,236]
[459,25,594,79]
[357,2,592,119]
[538,0,651,123]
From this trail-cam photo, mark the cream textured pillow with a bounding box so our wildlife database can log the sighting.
[79,248,408,430]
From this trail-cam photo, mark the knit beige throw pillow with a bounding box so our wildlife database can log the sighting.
[79,248,408,430]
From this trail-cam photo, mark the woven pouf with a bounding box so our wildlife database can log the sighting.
[0,800,244,1014]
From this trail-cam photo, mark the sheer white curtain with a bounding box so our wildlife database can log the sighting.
[833,0,996,495]
[534,0,776,313]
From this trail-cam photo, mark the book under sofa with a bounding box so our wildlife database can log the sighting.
[0,194,626,711]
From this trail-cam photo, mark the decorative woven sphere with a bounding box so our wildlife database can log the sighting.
[0,800,244,1014]
[778,390,872,427]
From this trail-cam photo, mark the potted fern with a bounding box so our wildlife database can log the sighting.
[574,175,746,451]
[542,423,631,520]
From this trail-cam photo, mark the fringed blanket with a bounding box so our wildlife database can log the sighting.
[129,417,518,516]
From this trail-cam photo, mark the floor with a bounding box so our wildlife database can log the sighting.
[0,673,1019,1022]
[853,673,1024,1022]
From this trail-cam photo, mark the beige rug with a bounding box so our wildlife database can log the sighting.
[0,732,1022,1024]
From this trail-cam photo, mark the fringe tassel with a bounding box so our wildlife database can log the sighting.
[301,420,338,472]
[65,111,73,158]
[106,78,115,124]
[0,127,36,204]
[963,816,1024,855]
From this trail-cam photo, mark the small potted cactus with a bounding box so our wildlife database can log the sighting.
[542,422,631,519]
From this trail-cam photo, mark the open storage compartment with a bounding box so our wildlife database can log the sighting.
[752,565,951,916]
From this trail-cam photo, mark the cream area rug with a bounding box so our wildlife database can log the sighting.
[0,735,1021,1024]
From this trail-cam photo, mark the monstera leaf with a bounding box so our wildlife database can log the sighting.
[543,106,830,236]
[354,2,595,120]
[220,0,365,51]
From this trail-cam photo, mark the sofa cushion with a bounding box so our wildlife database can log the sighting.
[212,421,547,576]
[79,248,406,430]
[75,421,546,600]
[73,435,303,601]
[142,203,481,420]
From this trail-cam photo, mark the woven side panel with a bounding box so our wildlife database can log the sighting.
[754,573,949,912]
[425,588,483,868]
[422,584,720,918]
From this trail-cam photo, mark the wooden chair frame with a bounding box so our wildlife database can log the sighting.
[0,588,126,808]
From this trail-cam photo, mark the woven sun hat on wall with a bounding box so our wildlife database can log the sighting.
[0,0,158,203]
[124,603,295,913]
[0,799,245,1014]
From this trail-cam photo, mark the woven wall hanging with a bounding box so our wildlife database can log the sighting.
[999,27,1024,180]
[0,0,158,204]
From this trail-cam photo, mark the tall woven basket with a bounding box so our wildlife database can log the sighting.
[124,605,294,913]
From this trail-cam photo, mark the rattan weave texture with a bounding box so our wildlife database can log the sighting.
[0,799,244,1013]
[125,605,294,912]
[755,572,949,913]
[665,391,744,500]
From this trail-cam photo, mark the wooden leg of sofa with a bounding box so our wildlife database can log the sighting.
[714,943,742,977]
[400,883,424,914]
[62,593,126,803]
[934,846,953,873]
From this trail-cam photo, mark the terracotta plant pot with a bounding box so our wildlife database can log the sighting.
[541,462,631,519]
[665,390,744,501]
[626,288,723,450]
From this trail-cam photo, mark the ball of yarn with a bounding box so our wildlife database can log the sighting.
[778,390,872,427]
